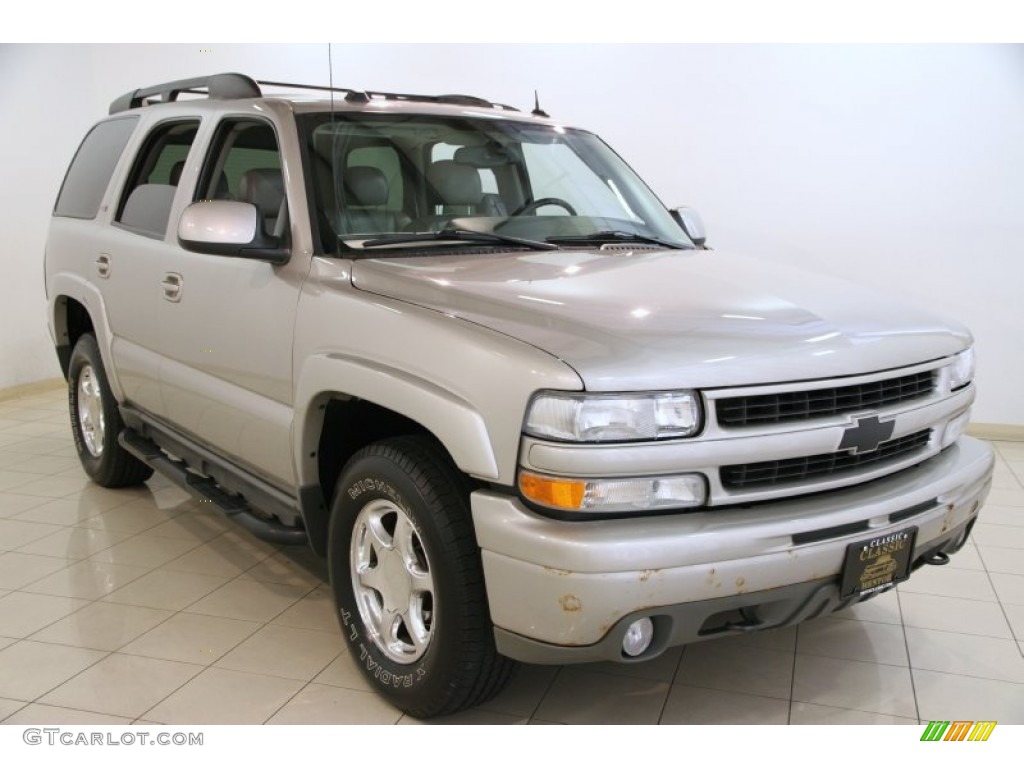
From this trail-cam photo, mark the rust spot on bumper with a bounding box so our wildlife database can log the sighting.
[707,567,722,589]
[559,594,582,612]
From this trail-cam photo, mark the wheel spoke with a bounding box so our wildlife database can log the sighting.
[394,515,430,583]
[410,570,432,594]
[402,601,431,652]
[393,515,416,561]
[380,611,404,652]
[352,524,374,569]
[365,512,395,552]
[358,561,386,593]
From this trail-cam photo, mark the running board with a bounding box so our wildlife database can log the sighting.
[119,429,308,546]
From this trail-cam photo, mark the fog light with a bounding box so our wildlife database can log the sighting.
[622,617,654,657]
[942,410,971,449]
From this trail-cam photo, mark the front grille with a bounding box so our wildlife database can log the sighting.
[717,370,935,427]
[721,430,932,489]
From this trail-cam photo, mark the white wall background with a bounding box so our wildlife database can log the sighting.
[1,44,1021,425]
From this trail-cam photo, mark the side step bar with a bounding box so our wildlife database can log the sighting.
[119,429,308,546]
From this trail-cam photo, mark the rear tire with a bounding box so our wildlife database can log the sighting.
[67,333,153,487]
[327,435,514,717]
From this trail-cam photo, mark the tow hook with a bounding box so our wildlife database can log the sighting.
[922,552,951,566]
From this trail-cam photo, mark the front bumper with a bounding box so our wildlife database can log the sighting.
[471,437,994,664]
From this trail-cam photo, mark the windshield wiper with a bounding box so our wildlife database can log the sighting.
[546,230,690,250]
[359,228,557,252]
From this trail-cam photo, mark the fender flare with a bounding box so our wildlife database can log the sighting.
[48,272,122,400]
[294,352,500,487]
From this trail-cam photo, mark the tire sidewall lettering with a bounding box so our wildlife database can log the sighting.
[346,477,404,507]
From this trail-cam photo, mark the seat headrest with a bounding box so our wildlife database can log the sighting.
[169,160,185,186]
[428,160,482,206]
[345,166,389,207]
[238,168,284,215]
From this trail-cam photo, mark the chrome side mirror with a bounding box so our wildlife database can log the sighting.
[670,206,707,248]
[178,201,288,264]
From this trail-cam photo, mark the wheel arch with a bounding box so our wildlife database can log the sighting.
[294,354,500,556]
[52,294,95,379]
[48,273,121,400]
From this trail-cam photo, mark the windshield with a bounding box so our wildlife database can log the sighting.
[299,112,693,253]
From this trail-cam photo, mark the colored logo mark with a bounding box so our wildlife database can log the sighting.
[920,721,996,742]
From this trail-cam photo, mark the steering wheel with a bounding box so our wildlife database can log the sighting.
[510,197,578,217]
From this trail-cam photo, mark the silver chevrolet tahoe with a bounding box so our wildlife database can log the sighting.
[45,73,994,717]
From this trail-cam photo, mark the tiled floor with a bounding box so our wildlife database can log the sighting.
[0,386,1022,725]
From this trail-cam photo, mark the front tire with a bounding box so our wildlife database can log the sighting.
[327,436,514,717]
[67,333,153,487]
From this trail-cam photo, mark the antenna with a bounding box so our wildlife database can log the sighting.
[531,90,549,118]
[328,44,335,114]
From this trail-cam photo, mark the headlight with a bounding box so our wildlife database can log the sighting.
[949,347,975,391]
[525,391,702,442]
[519,471,707,514]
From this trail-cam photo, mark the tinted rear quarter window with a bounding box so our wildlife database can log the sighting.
[54,117,139,219]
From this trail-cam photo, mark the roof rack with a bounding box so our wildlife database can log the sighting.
[257,79,519,112]
[108,73,261,115]
[108,73,522,116]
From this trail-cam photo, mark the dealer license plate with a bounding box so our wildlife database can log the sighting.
[840,527,917,598]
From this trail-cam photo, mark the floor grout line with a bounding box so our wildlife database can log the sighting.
[894,587,922,724]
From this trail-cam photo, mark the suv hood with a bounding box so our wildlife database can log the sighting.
[350,248,969,390]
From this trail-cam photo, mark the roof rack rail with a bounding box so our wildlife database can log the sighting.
[258,79,358,96]
[355,90,520,112]
[109,73,261,115]
[257,79,519,112]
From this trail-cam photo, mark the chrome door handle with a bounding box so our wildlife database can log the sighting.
[161,273,183,302]
[95,253,111,278]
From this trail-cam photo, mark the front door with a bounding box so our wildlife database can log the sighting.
[157,116,301,488]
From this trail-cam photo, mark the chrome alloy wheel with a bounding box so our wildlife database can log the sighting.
[350,499,435,664]
[77,364,105,457]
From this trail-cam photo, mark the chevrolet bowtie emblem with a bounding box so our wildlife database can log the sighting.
[839,415,895,454]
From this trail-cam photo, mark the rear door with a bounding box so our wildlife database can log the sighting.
[102,118,202,417]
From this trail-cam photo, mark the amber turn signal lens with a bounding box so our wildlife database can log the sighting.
[519,472,585,510]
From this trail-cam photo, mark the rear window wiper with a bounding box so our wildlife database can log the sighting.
[546,230,690,250]
[359,228,557,252]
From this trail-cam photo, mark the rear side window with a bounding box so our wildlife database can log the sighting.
[54,117,139,219]
[115,120,200,238]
